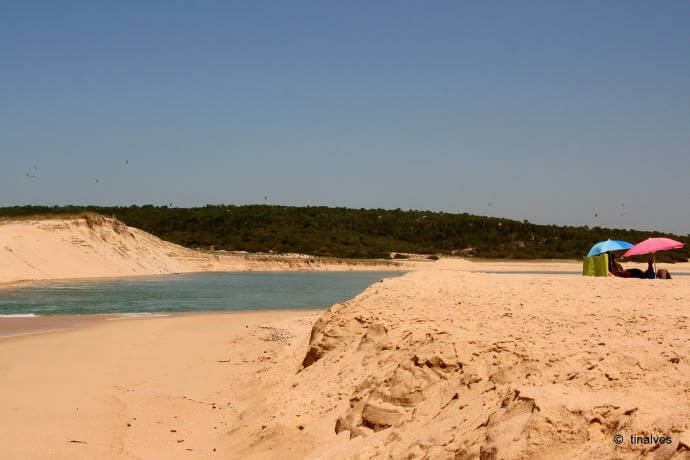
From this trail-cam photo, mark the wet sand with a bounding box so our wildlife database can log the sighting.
[0,314,108,338]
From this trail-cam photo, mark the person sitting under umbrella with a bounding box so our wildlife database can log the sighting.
[608,253,626,277]
[643,259,656,279]
[644,255,672,279]
[611,255,645,278]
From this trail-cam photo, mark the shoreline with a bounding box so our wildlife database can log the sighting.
[5,257,688,289]
[0,263,408,289]
[0,308,326,340]
[0,266,408,290]
[3,259,689,338]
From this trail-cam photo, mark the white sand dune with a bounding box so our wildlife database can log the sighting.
[0,217,401,285]
[0,217,205,284]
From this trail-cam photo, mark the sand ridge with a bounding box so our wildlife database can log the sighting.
[222,270,690,459]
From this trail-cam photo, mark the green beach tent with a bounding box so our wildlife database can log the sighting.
[582,253,608,277]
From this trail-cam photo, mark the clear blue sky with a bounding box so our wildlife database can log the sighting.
[2,1,689,234]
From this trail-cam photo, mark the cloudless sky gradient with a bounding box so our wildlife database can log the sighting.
[1,1,689,234]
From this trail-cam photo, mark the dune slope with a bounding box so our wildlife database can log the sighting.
[0,217,401,285]
[0,217,214,284]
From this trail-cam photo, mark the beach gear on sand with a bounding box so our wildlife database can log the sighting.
[582,257,595,276]
[622,238,684,257]
[587,240,633,257]
[582,253,609,277]
[657,269,672,279]
[624,268,645,278]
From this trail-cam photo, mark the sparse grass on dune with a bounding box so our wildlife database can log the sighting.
[0,212,130,233]
[0,212,103,222]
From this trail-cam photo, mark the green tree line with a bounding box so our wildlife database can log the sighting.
[1,205,688,262]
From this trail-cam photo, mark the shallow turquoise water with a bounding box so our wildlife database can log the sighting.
[0,271,405,316]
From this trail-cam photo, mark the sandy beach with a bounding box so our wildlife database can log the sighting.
[1,265,689,459]
[2,217,689,458]
[0,310,322,459]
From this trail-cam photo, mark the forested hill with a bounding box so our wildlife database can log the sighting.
[1,205,688,262]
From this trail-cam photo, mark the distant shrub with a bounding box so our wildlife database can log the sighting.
[427,255,439,260]
[393,253,410,259]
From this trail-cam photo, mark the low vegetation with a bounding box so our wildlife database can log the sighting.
[0,212,100,222]
[0,205,687,262]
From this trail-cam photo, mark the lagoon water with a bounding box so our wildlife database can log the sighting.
[0,271,405,316]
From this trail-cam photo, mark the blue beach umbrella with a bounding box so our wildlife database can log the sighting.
[587,239,634,257]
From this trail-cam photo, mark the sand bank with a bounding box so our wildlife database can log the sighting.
[223,270,690,459]
[1,268,689,458]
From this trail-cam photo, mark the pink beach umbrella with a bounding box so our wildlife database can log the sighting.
[622,238,684,258]
[623,237,684,274]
